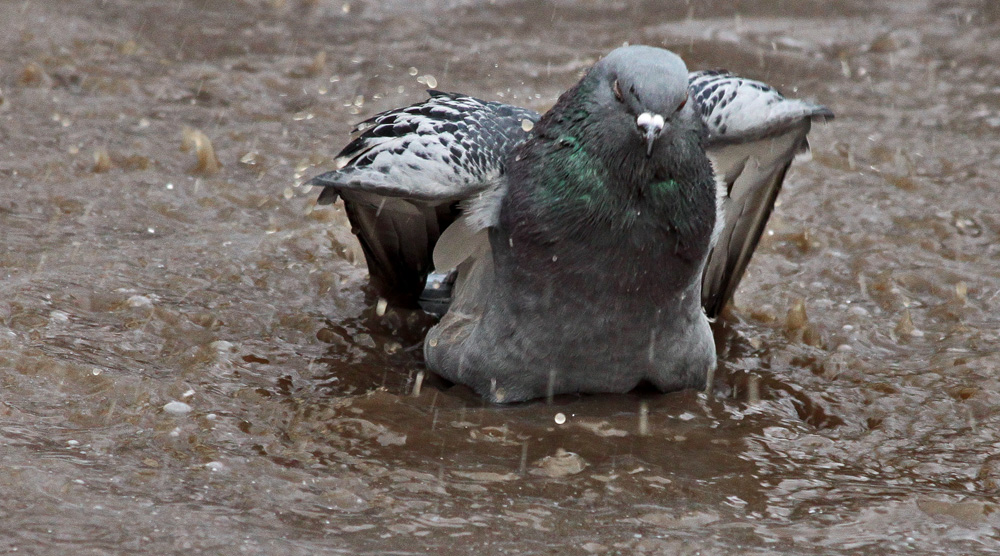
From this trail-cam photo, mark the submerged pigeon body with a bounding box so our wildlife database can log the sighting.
[309,46,833,402]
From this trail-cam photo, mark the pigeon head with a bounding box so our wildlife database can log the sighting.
[509,44,715,242]
[581,45,693,158]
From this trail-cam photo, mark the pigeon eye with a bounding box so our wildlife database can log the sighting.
[676,94,688,112]
[612,79,624,102]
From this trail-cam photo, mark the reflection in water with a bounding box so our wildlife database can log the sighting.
[2,0,1000,553]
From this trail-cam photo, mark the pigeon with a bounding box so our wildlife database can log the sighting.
[308,45,833,402]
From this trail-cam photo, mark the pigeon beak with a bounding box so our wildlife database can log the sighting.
[636,112,665,157]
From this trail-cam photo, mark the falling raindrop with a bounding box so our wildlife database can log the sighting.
[92,148,112,173]
[412,371,424,397]
[747,374,761,405]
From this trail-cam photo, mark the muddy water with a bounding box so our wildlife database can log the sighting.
[2,0,1000,553]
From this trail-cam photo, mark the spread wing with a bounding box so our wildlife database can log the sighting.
[691,70,834,318]
[309,76,832,316]
[306,91,538,306]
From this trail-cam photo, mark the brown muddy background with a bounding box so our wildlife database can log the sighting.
[3,0,1000,554]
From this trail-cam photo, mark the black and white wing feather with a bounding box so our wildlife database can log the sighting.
[311,91,537,202]
[307,91,538,306]
[692,70,833,318]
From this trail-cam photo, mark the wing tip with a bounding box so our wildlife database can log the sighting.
[810,106,835,121]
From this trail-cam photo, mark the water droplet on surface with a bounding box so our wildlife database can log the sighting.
[163,401,192,415]
[127,295,153,308]
[210,340,234,352]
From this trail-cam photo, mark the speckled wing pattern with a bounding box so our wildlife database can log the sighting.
[309,76,831,313]
[311,91,538,203]
[690,70,833,317]
[307,91,538,306]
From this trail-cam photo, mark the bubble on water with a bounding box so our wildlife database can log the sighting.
[127,295,153,308]
[166,182,174,190]
[417,75,437,88]
[638,402,649,436]
[205,461,225,472]
[530,448,586,478]
[408,67,418,76]
[147,227,155,234]
[240,152,259,165]
[182,389,195,399]
[67,440,79,446]
[163,401,192,415]
[554,413,566,425]
[521,119,534,132]
[292,111,313,121]
[210,340,234,352]
[283,187,294,199]
[375,297,388,316]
